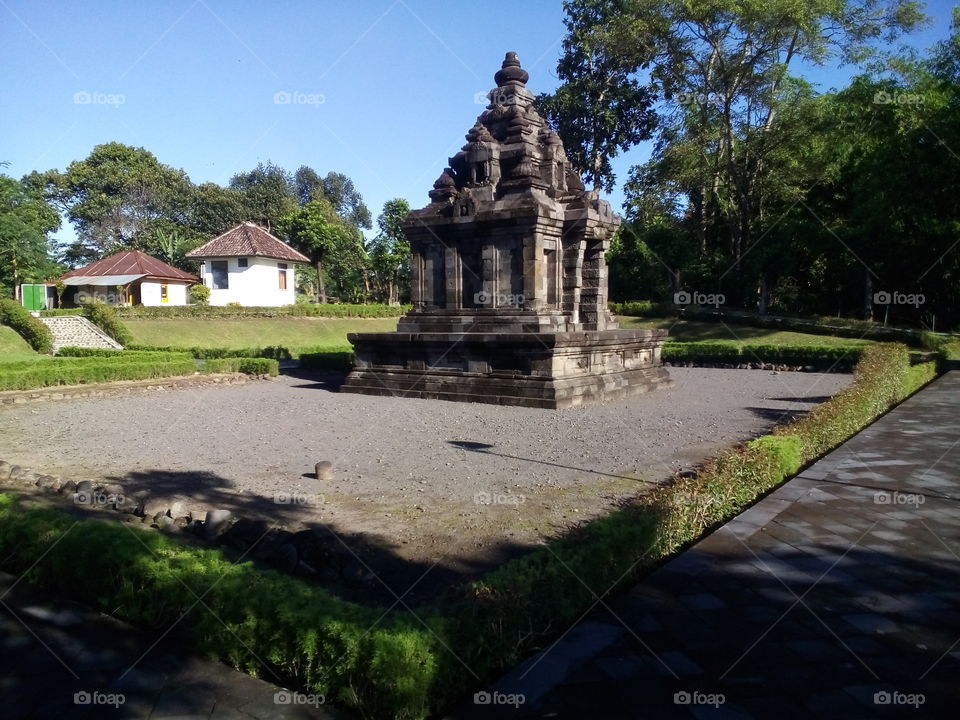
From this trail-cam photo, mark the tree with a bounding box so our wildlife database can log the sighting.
[368,199,411,304]
[537,0,656,192]
[0,175,60,300]
[279,198,363,303]
[229,162,298,231]
[189,182,247,236]
[558,0,926,284]
[27,142,193,257]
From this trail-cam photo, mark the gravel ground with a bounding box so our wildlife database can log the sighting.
[0,368,850,591]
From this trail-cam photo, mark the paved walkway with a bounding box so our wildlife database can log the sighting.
[0,572,344,719]
[451,370,960,718]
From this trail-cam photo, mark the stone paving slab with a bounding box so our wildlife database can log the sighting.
[448,371,960,718]
[0,571,345,719]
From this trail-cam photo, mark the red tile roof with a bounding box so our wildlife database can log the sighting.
[186,222,310,263]
[62,250,198,282]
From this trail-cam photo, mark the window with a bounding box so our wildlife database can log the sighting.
[160,284,169,303]
[211,260,229,290]
[237,257,248,268]
[278,263,288,290]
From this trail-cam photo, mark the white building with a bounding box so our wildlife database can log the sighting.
[60,250,198,306]
[186,222,310,306]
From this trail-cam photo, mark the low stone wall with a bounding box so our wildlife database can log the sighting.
[0,459,376,593]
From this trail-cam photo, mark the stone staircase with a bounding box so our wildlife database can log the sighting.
[39,316,123,352]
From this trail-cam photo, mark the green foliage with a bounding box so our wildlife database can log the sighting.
[747,434,803,477]
[368,199,411,304]
[0,355,195,390]
[903,361,938,397]
[298,351,354,371]
[0,175,61,297]
[0,497,437,719]
[201,357,279,376]
[55,347,190,360]
[0,298,53,352]
[111,303,408,318]
[81,301,133,345]
[608,300,674,317]
[126,343,292,360]
[662,341,864,370]
[188,283,210,305]
[27,142,194,258]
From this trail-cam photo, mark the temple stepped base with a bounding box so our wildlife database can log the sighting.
[340,329,672,409]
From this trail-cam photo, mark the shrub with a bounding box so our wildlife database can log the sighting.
[201,357,279,376]
[126,343,293,360]
[298,350,355,371]
[81,301,133,345]
[189,283,210,305]
[0,299,54,353]
[0,495,438,719]
[0,356,196,390]
[662,341,864,370]
[112,303,410,319]
[609,300,675,317]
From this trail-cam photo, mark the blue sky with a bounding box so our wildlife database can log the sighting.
[1,0,955,247]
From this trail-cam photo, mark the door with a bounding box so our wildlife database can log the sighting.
[21,284,47,311]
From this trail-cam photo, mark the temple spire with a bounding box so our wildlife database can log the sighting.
[494,51,528,87]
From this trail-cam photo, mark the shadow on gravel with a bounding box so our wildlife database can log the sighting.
[744,406,811,424]
[94,468,535,609]
[282,368,349,392]
[447,440,650,482]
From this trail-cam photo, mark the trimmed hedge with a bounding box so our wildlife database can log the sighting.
[201,357,279,376]
[609,300,675,317]
[298,350,355,371]
[0,299,53,353]
[0,356,196,390]
[112,303,410,319]
[662,341,865,370]
[126,343,293,360]
[0,495,438,719]
[81,302,133,345]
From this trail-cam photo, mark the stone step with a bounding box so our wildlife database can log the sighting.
[39,316,124,352]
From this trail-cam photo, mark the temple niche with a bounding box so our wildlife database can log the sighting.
[341,52,670,408]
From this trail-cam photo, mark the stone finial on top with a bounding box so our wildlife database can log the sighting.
[494,51,529,87]
[428,168,458,203]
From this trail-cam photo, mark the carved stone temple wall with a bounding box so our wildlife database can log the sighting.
[340,52,670,408]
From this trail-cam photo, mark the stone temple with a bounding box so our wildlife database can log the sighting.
[341,52,670,408]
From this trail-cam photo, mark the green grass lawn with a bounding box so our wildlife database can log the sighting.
[0,325,38,360]
[125,317,399,355]
[619,317,875,346]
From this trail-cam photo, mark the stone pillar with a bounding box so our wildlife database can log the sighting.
[522,233,544,311]
[410,246,424,310]
[481,243,496,307]
[445,246,461,309]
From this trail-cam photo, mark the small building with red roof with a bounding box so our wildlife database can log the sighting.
[186,222,309,306]
[60,249,198,306]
